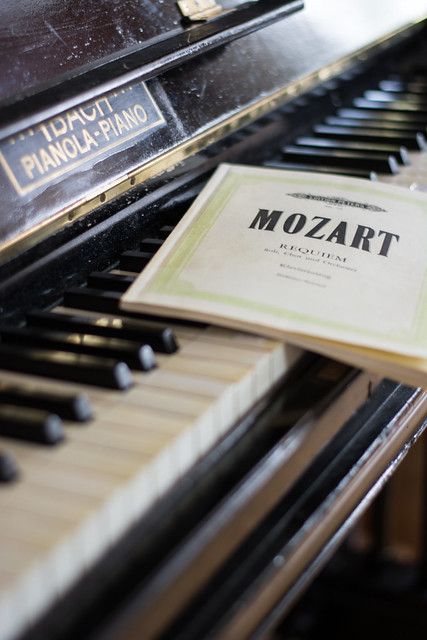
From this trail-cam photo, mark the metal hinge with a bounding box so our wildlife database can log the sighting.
[177,0,224,22]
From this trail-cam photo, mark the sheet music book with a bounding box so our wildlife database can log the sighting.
[122,164,427,387]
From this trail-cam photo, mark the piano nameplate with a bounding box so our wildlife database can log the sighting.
[0,82,165,197]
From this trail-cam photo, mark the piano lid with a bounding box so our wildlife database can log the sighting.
[0,0,426,266]
[0,0,303,137]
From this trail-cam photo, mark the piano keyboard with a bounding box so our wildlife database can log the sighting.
[1,68,427,640]
[0,318,300,639]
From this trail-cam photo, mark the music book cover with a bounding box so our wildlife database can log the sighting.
[121,164,427,387]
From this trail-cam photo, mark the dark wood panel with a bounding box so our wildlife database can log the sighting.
[0,0,302,116]
[0,0,182,103]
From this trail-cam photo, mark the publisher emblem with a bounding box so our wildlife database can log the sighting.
[286,192,386,212]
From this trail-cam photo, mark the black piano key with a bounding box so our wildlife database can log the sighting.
[62,286,206,328]
[379,80,427,95]
[0,344,133,390]
[263,160,378,181]
[364,89,427,106]
[27,310,179,354]
[295,136,410,165]
[313,124,426,151]
[338,108,427,127]
[0,450,18,482]
[0,384,93,422]
[0,405,64,445]
[140,238,163,253]
[88,272,136,293]
[1,327,156,372]
[281,145,399,174]
[402,78,427,89]
[64,287,122,314]
[393,74,427,84]
[378,80,405,93]
[353,97,427,118]
[158,225,175,239]
[407,66,427,77]
[120,251,152,272]
[325,115,427,135]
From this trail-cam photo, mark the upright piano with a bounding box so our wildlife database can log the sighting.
[1,1,427,638]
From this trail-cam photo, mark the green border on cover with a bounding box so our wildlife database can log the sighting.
[146,167,427,348]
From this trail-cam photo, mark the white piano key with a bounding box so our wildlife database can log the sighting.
[378,149,427,188]
[0,542,69,637]
[0,576,28,640]
[0,576,16,639]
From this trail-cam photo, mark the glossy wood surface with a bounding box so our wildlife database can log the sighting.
[0,0,183,104]
[0,0,426,267]
[0,0,301,109]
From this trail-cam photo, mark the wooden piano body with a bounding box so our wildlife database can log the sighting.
[1,1,427,638]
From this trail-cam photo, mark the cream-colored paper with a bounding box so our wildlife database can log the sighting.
[122,164,427,386]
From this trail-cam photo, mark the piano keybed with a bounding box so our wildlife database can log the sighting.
[2,33,427,640]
